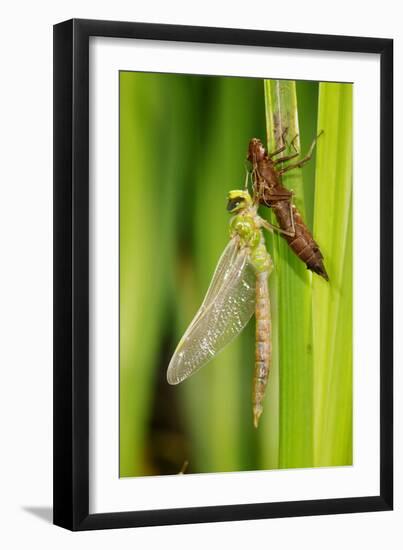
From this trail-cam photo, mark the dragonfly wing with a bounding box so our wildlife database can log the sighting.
[167,243,256,384]
[198,237,239,311]
[179,238,239,338]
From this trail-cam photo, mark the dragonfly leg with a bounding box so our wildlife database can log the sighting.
[289,133,299,153]
[289,201,296,236]
[270,131,299,159]
[260,200,296,237]
[243,166,251,190]
[269,143,286,158]
[278,130,323,175]
[268,127,288,157]
[273,151,299,166]
[260,216,295,237]
[251,167,266,205]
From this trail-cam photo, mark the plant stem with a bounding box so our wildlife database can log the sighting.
[264,80,314,469]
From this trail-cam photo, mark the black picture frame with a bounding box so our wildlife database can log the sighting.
[53,18,393,531]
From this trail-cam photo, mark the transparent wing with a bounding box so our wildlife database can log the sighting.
[181,238,239,336]
[167,240,256,384]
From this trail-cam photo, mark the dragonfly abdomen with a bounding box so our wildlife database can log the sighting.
[272,203,329,280]
[253,271,271,428]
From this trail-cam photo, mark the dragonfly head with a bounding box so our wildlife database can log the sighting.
[227,190,252,213]
[247,138,266,163]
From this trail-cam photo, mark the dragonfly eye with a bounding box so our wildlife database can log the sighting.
[227,198,241,212]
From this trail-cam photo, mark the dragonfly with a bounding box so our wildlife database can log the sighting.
[167,188,274,428]
[248,136,328,280]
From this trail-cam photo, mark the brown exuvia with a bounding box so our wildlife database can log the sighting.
[247,137,329,281]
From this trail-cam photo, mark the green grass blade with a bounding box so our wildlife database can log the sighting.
[264,80,314,469]
[120,73,195,476]
[296,81,319,229]
[312,82,353,466]
[120,73,167,476]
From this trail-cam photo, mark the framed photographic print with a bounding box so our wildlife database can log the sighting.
[53,18,393,530]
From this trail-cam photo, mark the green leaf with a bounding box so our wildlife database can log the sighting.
[312,82,353,466]
[264,80,314,468]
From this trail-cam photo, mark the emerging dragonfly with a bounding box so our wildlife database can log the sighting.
[167,189,274,428]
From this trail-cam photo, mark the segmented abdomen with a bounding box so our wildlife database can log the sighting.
[253,271,271,428]
[272,201,329,280]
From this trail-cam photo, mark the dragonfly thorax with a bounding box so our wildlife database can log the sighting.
[229,212,272,275]
[229,213,260,248]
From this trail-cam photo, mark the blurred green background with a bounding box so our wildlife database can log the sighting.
[120,72,352,477]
